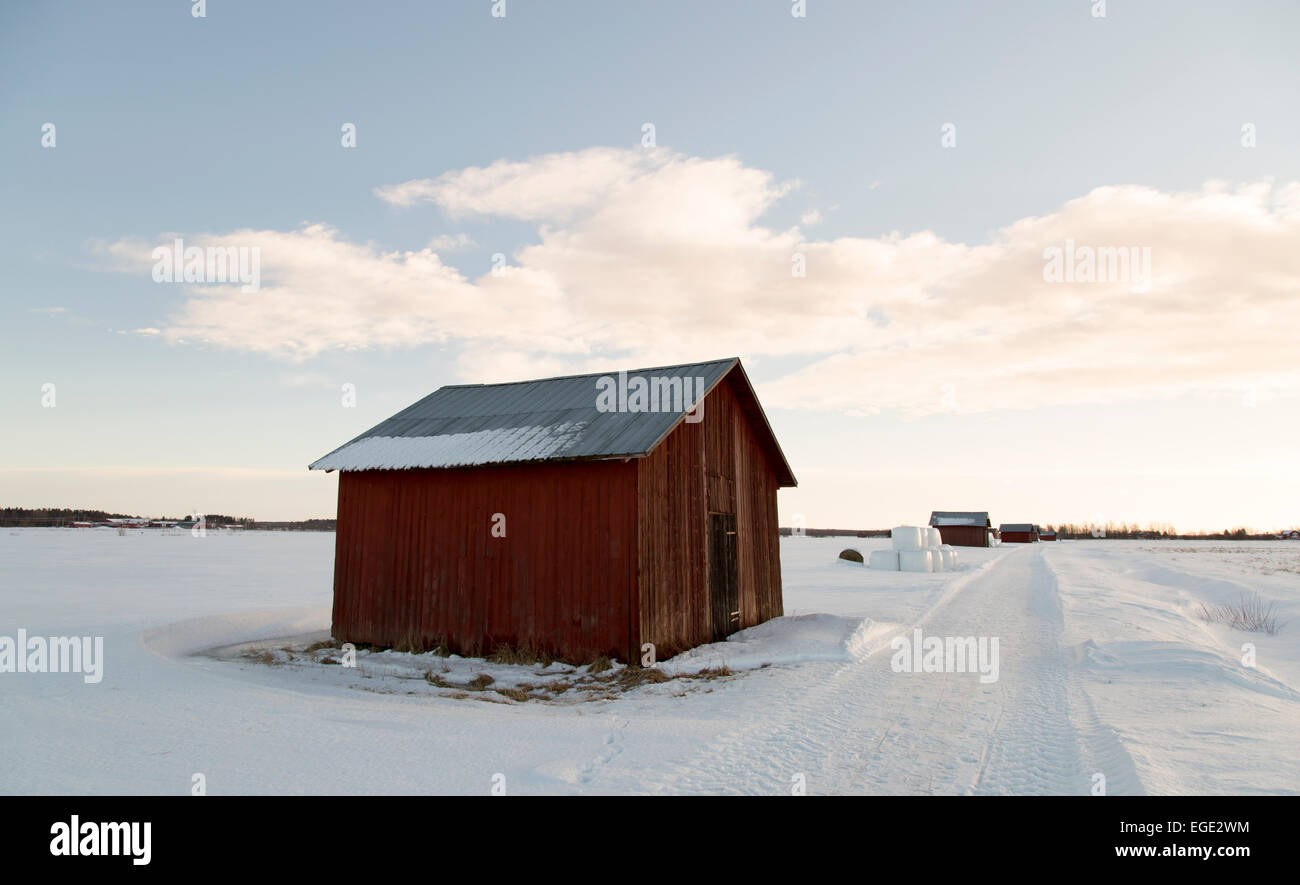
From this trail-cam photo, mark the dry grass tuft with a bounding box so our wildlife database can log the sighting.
[392,629,429,655]
[617,666,671,688]
[467,673,496,691]
[685,666,734,680]
[1199,593,1286,635]
[487,642,554,667]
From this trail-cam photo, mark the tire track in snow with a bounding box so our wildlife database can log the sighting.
[633,556,1000,794]
[638,547,1134,794]
[1035,552,1147,796]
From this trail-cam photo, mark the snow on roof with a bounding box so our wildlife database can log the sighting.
[1000,524,1036,533]
[929,511,991,527]
[308,358,797,484]
[309,423,589,471]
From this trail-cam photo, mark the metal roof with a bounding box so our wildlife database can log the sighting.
[999,524,1037,533]
[929,511,991,527]
[310,357,796,485]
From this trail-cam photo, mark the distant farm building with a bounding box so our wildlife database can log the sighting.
[929,511,995,547]
[310,358,796,663]
[1280,530,1300,540]
[1039,528,1058,541]
[999,524,1040,543]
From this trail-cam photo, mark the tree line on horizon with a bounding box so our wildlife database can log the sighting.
[0,508,333,530]
[780,521,1292,540]
[2,508,1288,538]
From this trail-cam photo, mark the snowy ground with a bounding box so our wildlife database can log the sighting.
[1,529,1296,795]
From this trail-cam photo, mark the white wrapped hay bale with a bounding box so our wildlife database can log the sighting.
[927,527,943,547]
[928,547,945,571]
[899,549,934,572]
[940,545,957,568]
[891,526,925,552]
[868,550,900,571]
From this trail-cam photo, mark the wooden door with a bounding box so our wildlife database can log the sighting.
[709,513,739,641]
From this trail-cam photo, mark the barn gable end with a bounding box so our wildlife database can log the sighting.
[929,510,995,548]
[635,371,785,658]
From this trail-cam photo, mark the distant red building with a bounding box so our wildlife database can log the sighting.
[999,523,1039,543]
[929,511,995,547]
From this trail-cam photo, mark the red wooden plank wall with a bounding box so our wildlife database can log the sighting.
[719,377,783,627]
[634,411,707,659]
[331,460,638,661]
[935,525,990,547]
[636,375,784,659]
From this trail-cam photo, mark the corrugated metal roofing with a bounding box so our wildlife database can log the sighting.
[310,357,795,484]
[929,511,991,527]
[1000,523,1036,533]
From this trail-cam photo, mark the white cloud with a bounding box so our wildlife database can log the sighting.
[102,148,1300,415]
[375,147,676,220]
[427,232,476,252]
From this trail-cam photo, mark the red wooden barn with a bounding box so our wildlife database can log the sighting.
[999,523,1040,543]
[928,511,995,547]
[309,358,796,664]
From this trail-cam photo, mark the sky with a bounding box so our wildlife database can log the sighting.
[1,0,1298,531]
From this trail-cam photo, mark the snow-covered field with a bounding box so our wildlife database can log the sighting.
[1,529,1297,795]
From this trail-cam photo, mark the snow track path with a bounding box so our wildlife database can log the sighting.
[639,547,1145,795]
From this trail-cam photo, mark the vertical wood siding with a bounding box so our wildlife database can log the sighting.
[332,460,637,661]
[636,375,784,659]
[635,411,707,659]
[999,531,1038,543]
[935,525,991,547]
